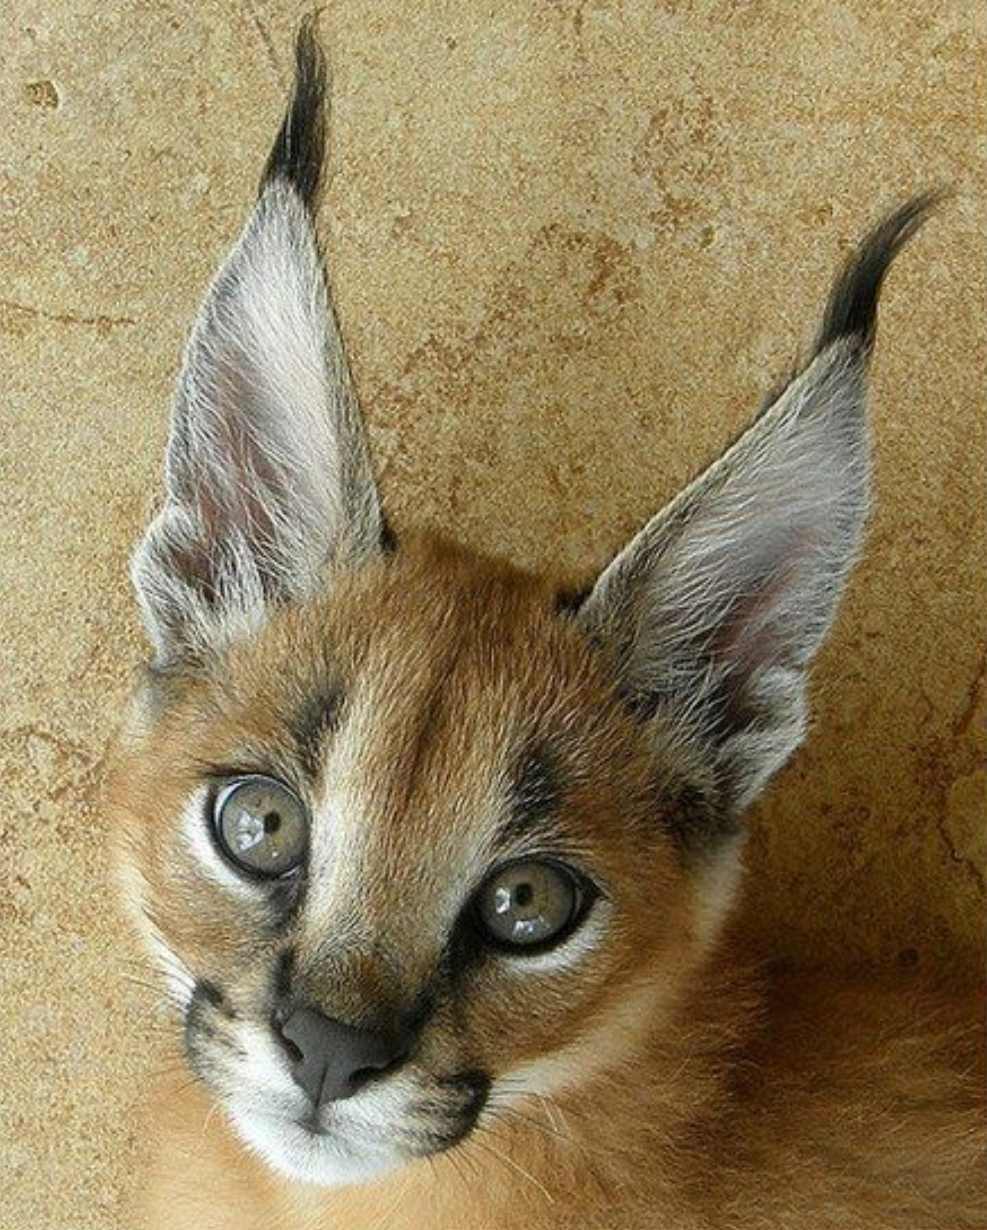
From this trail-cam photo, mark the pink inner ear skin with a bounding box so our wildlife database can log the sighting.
[715,526,821,678]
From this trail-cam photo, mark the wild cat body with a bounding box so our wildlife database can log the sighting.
[110,23,985,1230]
[122,538,985,1230]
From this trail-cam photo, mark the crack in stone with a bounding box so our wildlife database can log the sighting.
[951,646,987,741]
[239,1,286,88]
[933,806,987,899]
[0,298,137,332]
[937,646,987,895]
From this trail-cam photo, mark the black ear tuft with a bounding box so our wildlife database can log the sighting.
[815,190,945,353]
[260,16,327,206]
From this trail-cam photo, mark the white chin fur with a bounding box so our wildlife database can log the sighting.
[226,1099,406,1186]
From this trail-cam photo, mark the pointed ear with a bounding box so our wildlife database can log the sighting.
[575,196,938,838]
[133,21,385,665]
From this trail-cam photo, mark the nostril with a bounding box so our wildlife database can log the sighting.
[281,1035,304,1065]
[381,1048,410,1077]
[349,1049,407,1093]
[348,1067,376,1095]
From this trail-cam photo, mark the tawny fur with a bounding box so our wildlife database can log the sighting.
[133,946,985,1230]
[111,538,986,1230]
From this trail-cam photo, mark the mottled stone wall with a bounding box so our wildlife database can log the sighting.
[1,2,983,1226]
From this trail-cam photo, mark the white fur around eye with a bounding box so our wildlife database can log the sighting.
[495,899,609,975]
[495,972,672,1102]
[180,786,265,898]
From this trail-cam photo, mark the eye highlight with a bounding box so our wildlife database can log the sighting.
[475,860,584,951]
[212,776,308,878]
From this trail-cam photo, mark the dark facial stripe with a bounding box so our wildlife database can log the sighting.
[290,686,344,780]
[505,745,562,838]
[183,980,240,1079]
[273,948,297,1003]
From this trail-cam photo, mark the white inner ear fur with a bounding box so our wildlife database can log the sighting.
[133,180,381,664]
[578,339,870,815]
[179,785,263,900]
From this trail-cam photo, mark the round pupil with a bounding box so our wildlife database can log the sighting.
[217,779,306,876]
[480,862,577,948]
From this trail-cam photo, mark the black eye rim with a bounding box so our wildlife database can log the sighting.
[209,773,310,881]
[471,857,597,956]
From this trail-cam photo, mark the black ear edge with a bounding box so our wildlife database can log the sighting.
[379,515,399,555]
[555,585,592,616]
[260,15,327,206]
[815,189,947,354]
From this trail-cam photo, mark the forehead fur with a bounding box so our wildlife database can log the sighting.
[148,531,648,794]
[119,534,688,881]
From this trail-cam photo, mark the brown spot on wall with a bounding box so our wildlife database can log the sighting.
[24,78,60,109]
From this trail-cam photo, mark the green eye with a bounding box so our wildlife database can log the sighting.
[476,861,582,950]
[213,776,308,878]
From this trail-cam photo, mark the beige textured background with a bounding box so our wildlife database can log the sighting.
[1,1,984,1227]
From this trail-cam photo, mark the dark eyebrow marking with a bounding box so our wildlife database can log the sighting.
[195,754,289,785]
[290,686,344,780]
[506,745,563,836]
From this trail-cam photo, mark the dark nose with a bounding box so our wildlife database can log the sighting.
[277,1006,407,1105]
